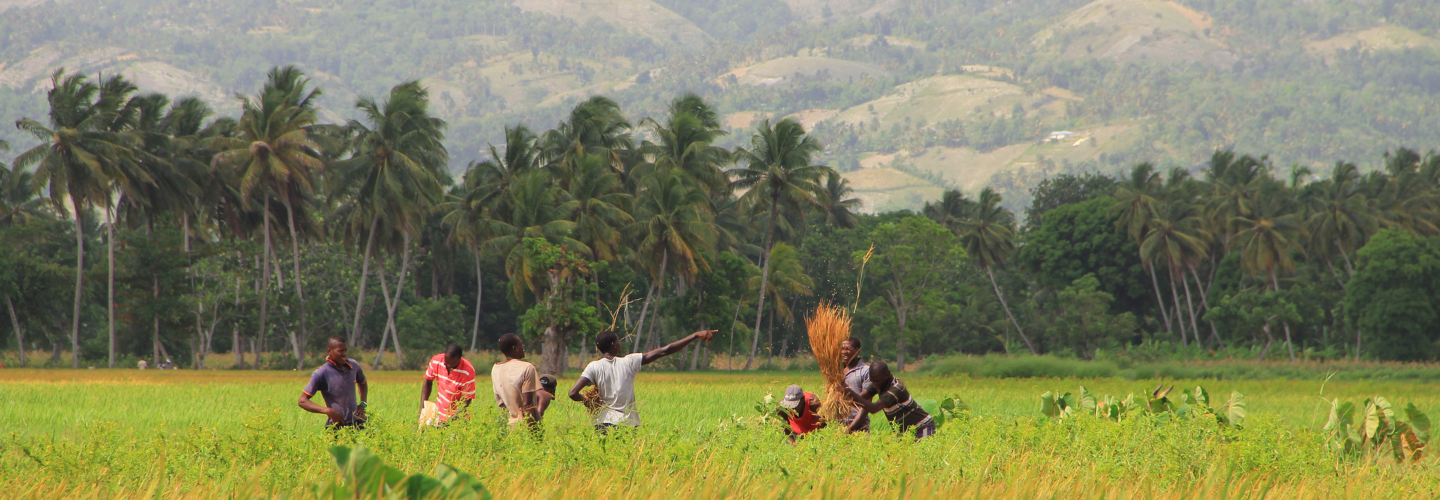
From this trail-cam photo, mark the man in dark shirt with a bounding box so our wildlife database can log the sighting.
[847,360,935,440]
[299,337,369,429]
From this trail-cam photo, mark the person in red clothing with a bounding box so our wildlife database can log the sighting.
[777,384,824,443]
[420,343,476,423]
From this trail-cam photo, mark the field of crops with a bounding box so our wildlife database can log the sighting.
[2,368,1439,499]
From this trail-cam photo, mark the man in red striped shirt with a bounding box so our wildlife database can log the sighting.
[420,344,476,423]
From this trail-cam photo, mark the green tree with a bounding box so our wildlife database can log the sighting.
[632,168,715,350]
[1110,163,1173,335]
[516,238,602,376]
[955,188,1037,354]
[1015,197,1149,320]
[858,216,963,370]
[1141,199,1210,347]
[731,118,830,369]
[330,80,448,367]
[1342,229,1440,361]
[14,69,141,368]
[1230,191,1306,361]
[1038,274,1138,359]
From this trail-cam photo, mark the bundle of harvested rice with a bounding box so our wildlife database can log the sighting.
[806,301,857,423]
[580,387,604,415]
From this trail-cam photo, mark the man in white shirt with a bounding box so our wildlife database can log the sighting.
[567,328,715,434]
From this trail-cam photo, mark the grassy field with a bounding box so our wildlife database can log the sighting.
[2,368,1438,499]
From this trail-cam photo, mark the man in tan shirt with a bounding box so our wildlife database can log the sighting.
[491,333,551,426]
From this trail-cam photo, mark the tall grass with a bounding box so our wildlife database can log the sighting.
[2,370,1438,498]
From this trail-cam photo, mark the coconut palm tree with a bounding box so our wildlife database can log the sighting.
[631,168,715,350]
[1230,191,1306,362]
[543,96,633,187]
[1140,199,1210,347]
[0,142,50,226]
[330,80,447,366]
[730,119,830,369]
[1304,162,1373,284]
[956,188,1037,354]
[1110,163,1174,335]
[640,94,730,197]
[14,69,142,368]
[746,242,812,364]
[490,170,584,305]
[213,66,328,368]
[818,171,861,229]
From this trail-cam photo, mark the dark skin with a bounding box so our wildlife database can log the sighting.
[421,352,474,417]
[777,392,826,443]
[493,340,552,424]
[846,365,893,433]
[567,330,717,402]
[298,340,369,424]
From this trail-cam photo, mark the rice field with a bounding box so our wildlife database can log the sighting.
[2,368,1439,499]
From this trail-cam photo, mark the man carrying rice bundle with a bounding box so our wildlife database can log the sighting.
[568,329,715,434]
[839,336,871,433]
[847,360,936,440]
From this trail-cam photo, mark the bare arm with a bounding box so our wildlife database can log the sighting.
[299,392,342,422]
[357,380,368,420]
[537,390,554,416]
[568,376,593,402]
[420,379,433,409]
[641,330,716,365]
[847,386,884,414]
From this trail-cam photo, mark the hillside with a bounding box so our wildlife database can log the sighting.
[3,0,1440,214]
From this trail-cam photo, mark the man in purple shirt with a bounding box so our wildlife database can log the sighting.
[299,337,369,429]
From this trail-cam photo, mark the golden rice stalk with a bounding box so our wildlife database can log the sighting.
[581,387,604,415]
[806,301,857,423]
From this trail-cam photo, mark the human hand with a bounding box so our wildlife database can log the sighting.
[355,405,366,421]
[693,330,718,342]
[326,407,346,422]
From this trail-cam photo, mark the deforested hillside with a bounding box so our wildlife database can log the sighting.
[3,0,1440,212]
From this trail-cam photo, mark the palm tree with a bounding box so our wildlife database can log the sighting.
[543,96,633,187]
[331,80,447,367]
[818,171,861,228]
[1230,192,1306,362]
[1140,200,1210,347]
[1,142,50,226]
[213,66,328,368]
[640,94,730,197]
[747,242,812,364]
[14,69,141,368]
[956,188,1037,354]
[631,168,715,350]
[730,119,830,369]
[1109,163,1174,334]
[1304,162,1373,284]
[490,170,585,305]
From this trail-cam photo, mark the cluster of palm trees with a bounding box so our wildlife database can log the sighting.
[1109,150,1440,360]
[3,65,864,371]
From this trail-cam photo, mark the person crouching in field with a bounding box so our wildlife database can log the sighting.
[420,343,476,425]
[299,337,369,429]
[492,333,550,427]
[778,384,824,443]
[839,337,871,433]
[847,360,935,440]
[568,329,716,434]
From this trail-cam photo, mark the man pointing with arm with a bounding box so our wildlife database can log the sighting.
[567,329,716,434]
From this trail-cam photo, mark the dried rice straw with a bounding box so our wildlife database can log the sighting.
[806,301,857,423]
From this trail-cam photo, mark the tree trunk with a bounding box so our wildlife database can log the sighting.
[1337,243,1354,276]
[631,281,658,352]
[153,274,161,367]
[70,198,84,369]
[1168,266,1188,347]
[374,235,411,369]
[1189,266,1224,350]
[1147,263,1174,334]
[1271,269,1296,363]
[727,302,741,373]
[986,265,1037,354]
[1257,317,1275,361]
[540,324,569,376]
[745,201,781,370]
[234,324,243,369]
[107,205,116,369]
[765,307,774,367]
[258,197,271,366]
[5,294,25,367]
[642,249,669,351]
[896,308,907,372]
[470,244,483,352]
[1322,255,1348,292]
[349,216,379,346]
[1180,271,1201,347]
[281,195,307,369]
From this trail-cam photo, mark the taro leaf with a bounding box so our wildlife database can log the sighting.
[940,398,956,412]
[399,473,444,500]
[919,398,942,428]
[329,446,353,470]
[949,397,971,414]
[1152,384,1173,400]
[1404,403,1431,444]
[1193,386,1210,408]
[1148,397,1173,414]
[1364,397,1394,445]
[434,464,492,500]
[1041,392,1060,418]
[1079,387,1098,412]
[1222,391,1246,428]
[1122,394,1136,412]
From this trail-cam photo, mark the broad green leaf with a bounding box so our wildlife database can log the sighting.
[1224,391,1246,428]
[1040,392,1059,418]
[1079,386,1097,412]
[1404,402,1431,443]
[1363,399,1381,443]
[1148,397,1172,414]
[1193,386,1210,408]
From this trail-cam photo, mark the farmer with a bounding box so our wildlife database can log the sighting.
[420,343,476,424]
[492,333,551,426]
[298,336,369,429]
[778,384,824,442]
[567,329,716,434]
[839,336,870,433]
[847,360,936,440]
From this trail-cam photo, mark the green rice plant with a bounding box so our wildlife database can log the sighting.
[1323,396,1432,462]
